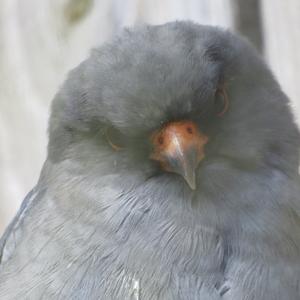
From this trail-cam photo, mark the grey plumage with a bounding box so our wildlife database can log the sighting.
[0,21,300,299]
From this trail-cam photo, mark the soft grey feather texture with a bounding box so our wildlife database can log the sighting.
[0,21,300,299]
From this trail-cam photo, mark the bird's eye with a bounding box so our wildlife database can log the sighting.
[215,86,229,117]
[105,127,125,151]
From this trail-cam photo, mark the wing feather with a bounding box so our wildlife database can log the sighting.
[0,188,45,264]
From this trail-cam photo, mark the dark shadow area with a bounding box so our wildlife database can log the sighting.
[233,0,264,53]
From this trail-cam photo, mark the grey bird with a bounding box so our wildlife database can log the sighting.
[1,21,300,299]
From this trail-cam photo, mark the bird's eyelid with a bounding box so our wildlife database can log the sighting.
[105,127,124,151]
[215,85,229,117]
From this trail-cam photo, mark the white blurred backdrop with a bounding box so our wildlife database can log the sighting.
[0,0,300,233]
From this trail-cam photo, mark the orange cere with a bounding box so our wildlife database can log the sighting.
[151,121,208,164]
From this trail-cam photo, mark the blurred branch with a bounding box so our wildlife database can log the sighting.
[64,0,94,25]
[233,0,264,53]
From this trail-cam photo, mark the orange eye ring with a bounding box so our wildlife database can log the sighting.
[105,127,123,151]
[216,86,229,117]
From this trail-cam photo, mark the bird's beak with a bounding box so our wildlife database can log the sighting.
[150,121,208,190]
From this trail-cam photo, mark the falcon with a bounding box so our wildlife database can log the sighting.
[1,21,300,299]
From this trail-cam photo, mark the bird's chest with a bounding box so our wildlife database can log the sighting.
[65,209,224,299]
[36,185,225,299]
[4,192,225,299]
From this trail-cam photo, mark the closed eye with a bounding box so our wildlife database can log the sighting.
[105,127,125,151]
[215,86,229,117]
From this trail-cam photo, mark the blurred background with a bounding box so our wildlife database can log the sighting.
[0,0,300,234]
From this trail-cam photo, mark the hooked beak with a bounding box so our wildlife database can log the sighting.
[150,121,208,190]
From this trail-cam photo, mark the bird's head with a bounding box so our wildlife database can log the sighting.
[48,21,300,193]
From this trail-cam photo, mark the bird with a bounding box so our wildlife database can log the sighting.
[1,21,300,299]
